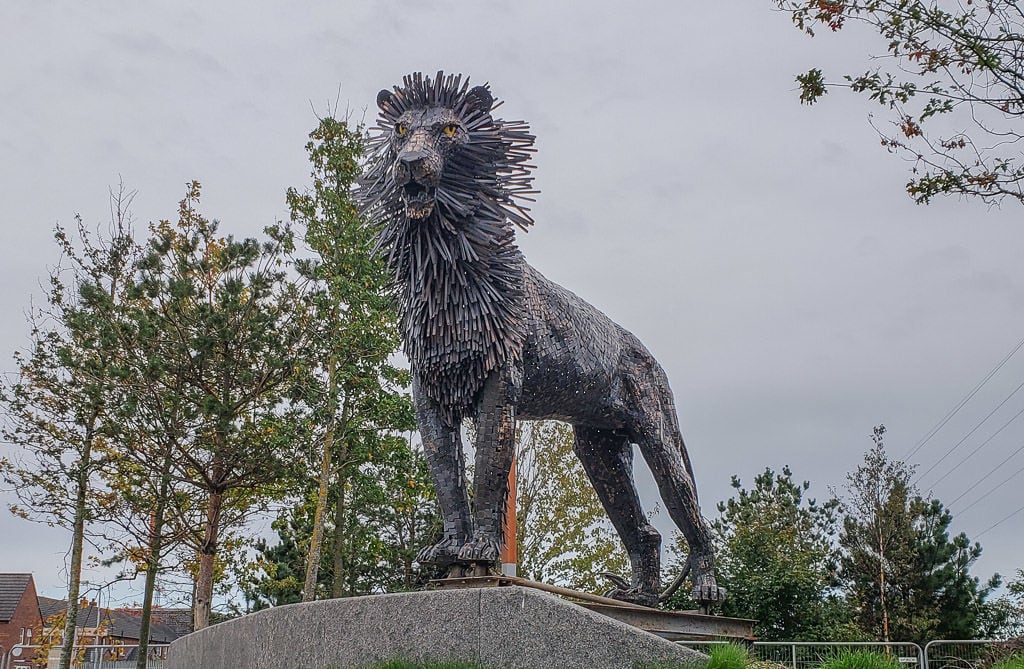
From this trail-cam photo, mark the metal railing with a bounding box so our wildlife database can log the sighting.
[676,641,926,669]
[924,640,1001,669]
[675,639,1022,669]
[758,642,925,669]
[1,643,170,669]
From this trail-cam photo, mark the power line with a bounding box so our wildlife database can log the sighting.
[956,461,1024,516]
[914,379,1024,486]
[975,502,1024,539]
[903,335,1024,462]
[927,403,1024,488]
[947,441,1024,508]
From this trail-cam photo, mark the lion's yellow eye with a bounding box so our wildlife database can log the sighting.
[396,123,408,136]
[443,124,458,137]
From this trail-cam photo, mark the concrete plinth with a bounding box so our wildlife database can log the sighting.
[167,586,706,669]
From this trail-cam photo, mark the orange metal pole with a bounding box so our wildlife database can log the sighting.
[501,455,517,575]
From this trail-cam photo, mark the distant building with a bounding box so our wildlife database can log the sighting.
[32,598,191,666]
[36,596,65,625]
[2,588,191,669]
[0,573,43,660]
[71,604,184,645]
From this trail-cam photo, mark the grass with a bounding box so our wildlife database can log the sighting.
[705,643,754,669]
[358,661,487,669]
[642,641,753,669]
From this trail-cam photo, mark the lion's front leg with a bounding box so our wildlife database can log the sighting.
[460,368,519,564]
[413,378,471,566]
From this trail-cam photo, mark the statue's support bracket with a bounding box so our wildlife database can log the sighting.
[428,574,755,642]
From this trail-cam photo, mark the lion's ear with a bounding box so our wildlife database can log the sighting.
[464,85,494,113]
[377,89,397,111]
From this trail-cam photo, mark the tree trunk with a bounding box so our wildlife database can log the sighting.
[303,358,338,602]
[57,419,96,669]
[135,443,174,669]
[331,472,348,598]
[193,481,225,631]
[303,428,334,601]
[878,525,890,643]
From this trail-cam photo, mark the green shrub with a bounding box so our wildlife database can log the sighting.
[988,655,1024,669]
[816,651,902,669]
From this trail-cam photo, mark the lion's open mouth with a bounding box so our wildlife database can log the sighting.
[402,181,436,219]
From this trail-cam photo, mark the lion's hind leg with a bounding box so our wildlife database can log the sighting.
[625,375,726,606]
[573,425,661,607]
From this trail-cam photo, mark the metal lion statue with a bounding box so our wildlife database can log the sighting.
[359,71,725,608]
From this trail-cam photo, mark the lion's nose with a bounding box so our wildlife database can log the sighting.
[396,150,431,185]
[399,149,429,166]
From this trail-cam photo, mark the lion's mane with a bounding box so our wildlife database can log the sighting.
[359,71,537,423]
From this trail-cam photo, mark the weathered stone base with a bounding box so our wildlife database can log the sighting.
[167,586,706,669]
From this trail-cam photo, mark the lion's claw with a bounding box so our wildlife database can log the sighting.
[692,583,727,605]
[599,571,632,590]
[603,585,659,608]
[456,536,501,563]
[415,537,463,566]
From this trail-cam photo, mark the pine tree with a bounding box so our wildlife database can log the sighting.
[131,182,307,629]
[683,465,853,640]
[242,515,310,610]
[98,224,204,667]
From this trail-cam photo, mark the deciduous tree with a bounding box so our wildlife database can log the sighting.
[1004,569,1024,636]
[243,436,437,605]
[775,0,1024,204]
[515,421,629,593]
[1,191,136,669]
[840,425,1003,643]
[284,116,417,601]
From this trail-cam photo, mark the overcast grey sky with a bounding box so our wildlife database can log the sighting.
[1,2,1022,606]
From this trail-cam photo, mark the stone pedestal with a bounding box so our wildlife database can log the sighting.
[167,585,706,669]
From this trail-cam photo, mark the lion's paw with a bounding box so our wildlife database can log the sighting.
[690,553,727,606]
[691,582,728,605]
[415,537,463,566]
[603,585,659,608]
[456,536,501,563]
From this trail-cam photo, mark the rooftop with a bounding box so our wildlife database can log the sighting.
[35,599,188,643]
[0,573,34,624]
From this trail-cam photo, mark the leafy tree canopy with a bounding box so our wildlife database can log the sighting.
[776,0,1024,205]
[694,465,854,640]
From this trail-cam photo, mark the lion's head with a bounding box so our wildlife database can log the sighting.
[360,71,536,233]
[359,72,537,422]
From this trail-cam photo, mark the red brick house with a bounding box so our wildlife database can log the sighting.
[0,573,42,654]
